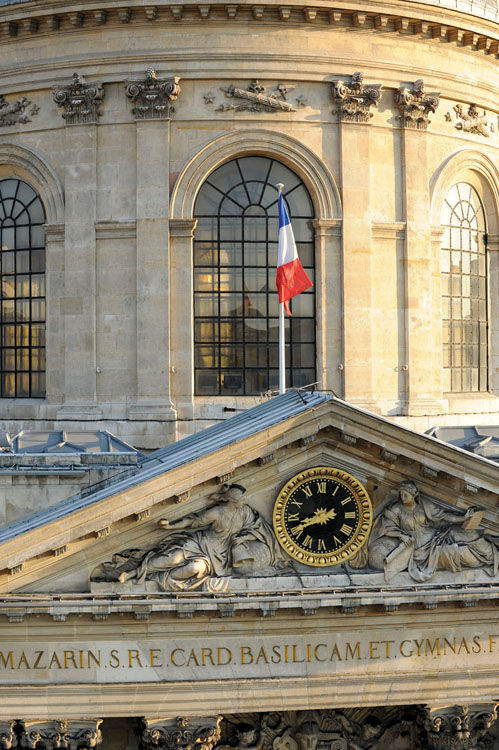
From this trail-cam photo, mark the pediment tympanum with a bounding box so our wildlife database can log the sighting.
[2,391,499,600]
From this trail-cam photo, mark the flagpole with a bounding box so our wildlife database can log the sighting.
[277,183,286,395]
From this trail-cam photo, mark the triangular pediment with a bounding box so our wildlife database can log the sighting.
[1,391,499,609]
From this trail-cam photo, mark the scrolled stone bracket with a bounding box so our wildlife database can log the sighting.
[422,704,499,750]
[394,79,440,129]
[53,72,104,125]
[125,68,181,120]
[331,71,382,122]
[18,720,103,750]
[0,722,16,750]
[142,716,222,750]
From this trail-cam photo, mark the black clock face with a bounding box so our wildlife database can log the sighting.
[273,467,372,567]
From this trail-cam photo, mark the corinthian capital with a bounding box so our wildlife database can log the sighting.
[53,72,105,125]
[423,704,498,750]
[125,68,181,120]
[331,71,382,123]
[19,720,102,750]
[394,79,440,130]
[142,717,222,750]
[0,722,16,750]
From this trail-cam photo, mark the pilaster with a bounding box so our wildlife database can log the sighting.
[311,218,342,394]
[57,124,102,420]
[127,118,176,422]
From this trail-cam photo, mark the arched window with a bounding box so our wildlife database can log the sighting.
[193,156,315,396]
[0,179,45,398]
[441,182,487,393]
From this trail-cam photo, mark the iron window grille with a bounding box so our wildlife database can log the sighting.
[193,156,316,396]
[0,178,46,398]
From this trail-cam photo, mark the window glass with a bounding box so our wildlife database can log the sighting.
[194,157,315,395]
[0,179,46,397]
[441,182,487,393]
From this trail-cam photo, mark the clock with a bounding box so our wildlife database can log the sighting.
[272,466,372,567]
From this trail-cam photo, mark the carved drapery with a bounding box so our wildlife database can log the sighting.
[331,72,382,122]
[19,720,103,750]
[423,705,498,750]
[394,79,440,130]
[53,73,105,125]
[142,717,222,750]
[125,68,181,120]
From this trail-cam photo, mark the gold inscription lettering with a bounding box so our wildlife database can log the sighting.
[314,644,327,662]
[149,649,162,668]
[293,645,305,663]
[170,648,185,667]
[369,642,379,659]
[443,638,457,655]
[0,652,13,669]
[472,636,481,654]
[109,649,120,668]
[33,651,46,670]
[48,651,63,669]
[87,650,101,668]
[202,648,215,666]
[330,644,342,661]
[399,640,413,657]
[17,652,30,669]
[271,646,281,664]
[457,637,470,655]
[128,649,143,668]
[345,642,361,660]
[217,648,232,665]
[187,649,199,667]
[425,639,440,657]
[489,635,499,653]
[64,651,78,669]
[256,647,269,665]
[241,646,254,665]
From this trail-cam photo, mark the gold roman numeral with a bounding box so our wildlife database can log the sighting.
[303,535,313,548]
[341,497,352,505]
[340,523,353,535]
[302,485,313,498]
[317,539,326,551]
[290,500,303,508]
[316,481,326,493]
[288,513,300,522]
[292,526,303,540]
[344,511,356,519]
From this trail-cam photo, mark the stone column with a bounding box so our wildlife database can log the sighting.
[19,720,103,750]
[127,118,175,425]
[311,218,342,394]
[56,124,101,420]
[395,80,444,417]
[332,72,383,412]
[142,716,222,750]
[169,218,197,425]
[423,704,498,749]
[52,74,105,421]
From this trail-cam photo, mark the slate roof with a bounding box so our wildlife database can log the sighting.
[0,390,331,544]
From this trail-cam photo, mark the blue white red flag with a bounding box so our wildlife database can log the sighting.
[276,193,313,315]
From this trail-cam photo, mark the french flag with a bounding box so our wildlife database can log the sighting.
[276,193,313,315]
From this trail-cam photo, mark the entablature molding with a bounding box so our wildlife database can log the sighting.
[0,1,498,61]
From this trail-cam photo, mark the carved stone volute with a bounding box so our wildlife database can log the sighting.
[125,68,181,119]
[19,720,102,750]
[0,722,16,750]
[53,72,105,125]
[331,71,382,122]
[142,717,222,750]
[394,79,440,130]
[423,704,498,750]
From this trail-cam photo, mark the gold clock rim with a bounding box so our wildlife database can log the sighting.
[272,466,373,567]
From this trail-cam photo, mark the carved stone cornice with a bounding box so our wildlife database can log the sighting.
[19,720,103,750]
[394,79,440,129]
[423,704,498,750]
[331,71,382,122]
[0,722,15,750]
[142,717,222,750]
[53,72,105,125]
[125,68,181,120]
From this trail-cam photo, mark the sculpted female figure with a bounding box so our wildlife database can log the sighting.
[366,480,499,582]
[100,484,286,591]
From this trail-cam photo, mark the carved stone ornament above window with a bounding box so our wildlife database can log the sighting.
[53,72,104,125]
[0,96,39,127]
[394,79,440,130]
[208,80,297,112]
[125,68,181,120]
[331,71,382,123]
[447,102,494,137]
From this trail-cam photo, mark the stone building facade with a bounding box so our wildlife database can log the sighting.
[0,0,498,448]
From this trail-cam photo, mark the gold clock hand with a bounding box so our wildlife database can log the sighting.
[291,507,336,534]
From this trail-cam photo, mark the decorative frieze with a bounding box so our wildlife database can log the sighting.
[448,103,494,137]
[209,80,297,112]
[53,72,104,125]
[0,95,39,127]
[423,704,498,750]
[394,79,440,129]
[142,716,222,750]
[19,720,103,750]
[331,72,382,122]
[125,68,181,120]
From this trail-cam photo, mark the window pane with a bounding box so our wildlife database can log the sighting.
[441,182,487,393]
[194,157,316,395]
